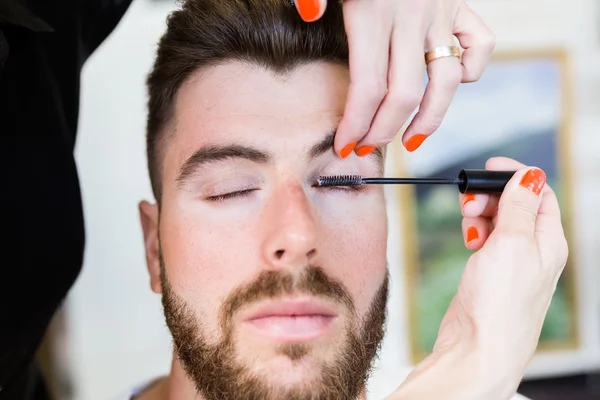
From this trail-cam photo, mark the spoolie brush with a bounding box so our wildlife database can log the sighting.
[316,170,517,194]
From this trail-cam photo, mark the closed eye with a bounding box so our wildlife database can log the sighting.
[205,188,259,202]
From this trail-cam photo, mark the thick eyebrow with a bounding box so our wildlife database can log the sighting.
[307,132,337,159]
[176,145,270,186]
[177,132,384,186]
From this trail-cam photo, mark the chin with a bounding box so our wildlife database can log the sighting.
[250,351,326,386]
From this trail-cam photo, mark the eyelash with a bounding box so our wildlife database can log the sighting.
[206,189,258,203]
[205,184,365,203]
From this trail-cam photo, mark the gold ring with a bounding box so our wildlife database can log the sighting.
[424,46,461,64]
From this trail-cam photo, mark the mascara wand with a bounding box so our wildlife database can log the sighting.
[316,169,516,194]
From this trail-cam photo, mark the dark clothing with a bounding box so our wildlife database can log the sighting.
[0,0,133,398]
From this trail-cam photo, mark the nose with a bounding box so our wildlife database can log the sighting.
[261,184,319,270]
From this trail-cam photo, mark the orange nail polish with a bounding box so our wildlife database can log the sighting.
[355,145,376,157]
[340,142,357,158]
[404,134,427,152]
[296,0,321,22]
[466,226,479,243]
[462,193,475,208]
[519,168,546,196]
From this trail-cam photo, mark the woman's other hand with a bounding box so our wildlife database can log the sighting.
[293,0,495,158]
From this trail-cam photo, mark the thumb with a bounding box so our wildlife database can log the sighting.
[495,167,547,236]
[294,0,327,22]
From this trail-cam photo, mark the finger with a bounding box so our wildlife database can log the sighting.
[459,156,527,218]
[485,155,526,171]
[334,1,393,157]
[535,184,563,236]
[459,192,491,218]
[461,156,530,217]
[401,43,462,152]
[487,160,567,271]
[532,180,568,270]
[476,157,558,230]
[480,157,527,221]
[355,25,425,155]
[486,156,554,200]
[294,0,327,22]
[453,2,496,83]
[462,216,492,251]
[494,166,547,236]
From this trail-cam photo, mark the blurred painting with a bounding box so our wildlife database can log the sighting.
[400,50,578,363]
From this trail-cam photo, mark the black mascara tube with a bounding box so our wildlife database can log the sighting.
[457,169,516,194]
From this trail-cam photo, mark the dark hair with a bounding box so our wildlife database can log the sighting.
[145,0,349,201]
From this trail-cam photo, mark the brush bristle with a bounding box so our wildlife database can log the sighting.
[316,175,363,187]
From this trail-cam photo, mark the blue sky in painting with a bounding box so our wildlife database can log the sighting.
[402,58,562,176]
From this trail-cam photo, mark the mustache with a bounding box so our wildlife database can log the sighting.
[220,266,355,322]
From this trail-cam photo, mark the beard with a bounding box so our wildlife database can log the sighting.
[159,250,389,400]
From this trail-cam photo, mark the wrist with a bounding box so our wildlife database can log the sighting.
[390,346,521,400]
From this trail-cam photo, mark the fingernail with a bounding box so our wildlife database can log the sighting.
[404,134,427,152]
[296,0,321,22]
[462,192,475,208]
[355,145,376,157]
[466,226,479,244]
[340,142,357,158]
[519,168,546,196]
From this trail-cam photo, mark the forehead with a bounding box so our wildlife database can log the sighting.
[171,61,350,150]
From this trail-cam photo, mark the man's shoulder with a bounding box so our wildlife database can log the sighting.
[111,378,157,400]
[114,376,169,400]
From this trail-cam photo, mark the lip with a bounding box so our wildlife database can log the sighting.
[242,298,338,342]
[244,298,338,321]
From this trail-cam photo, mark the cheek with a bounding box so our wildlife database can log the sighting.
[160,209,260,332]
[316,189,388,252]
[318,192,388,314]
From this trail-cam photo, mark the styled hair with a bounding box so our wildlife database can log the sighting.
[145,0,349,201]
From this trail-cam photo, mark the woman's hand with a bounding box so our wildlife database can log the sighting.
[438,157,568,366]
[388,157,568,399]
[293,0,495,157]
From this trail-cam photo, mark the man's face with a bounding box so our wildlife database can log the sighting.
[140,61,389,400]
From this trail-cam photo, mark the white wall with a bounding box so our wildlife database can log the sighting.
[68,1,600,399]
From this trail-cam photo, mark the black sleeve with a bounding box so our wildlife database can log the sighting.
[25,0,136,60]
[12,0,136,137]
[0,1,133,399]
[80,0,136,56]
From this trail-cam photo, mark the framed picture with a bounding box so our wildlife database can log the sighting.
[397,49,579,364]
